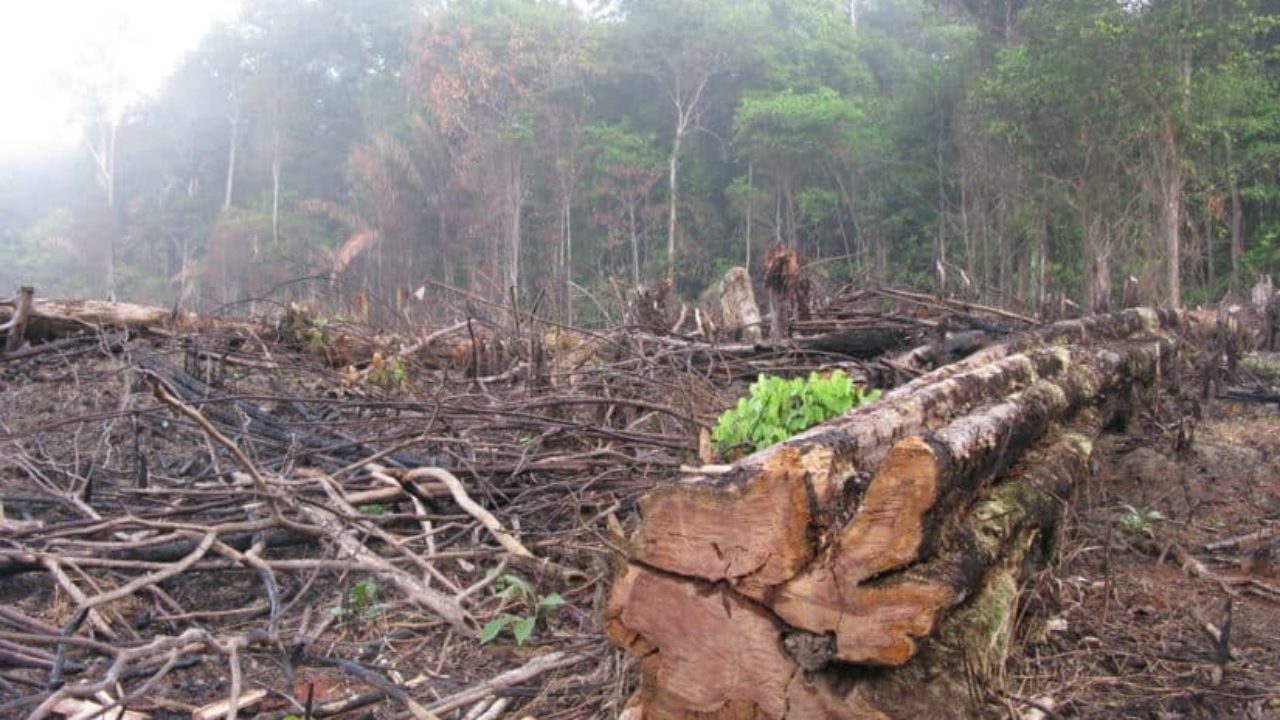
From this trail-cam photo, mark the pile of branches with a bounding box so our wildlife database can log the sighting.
[0,278,1175,720]
[0,303,724,719]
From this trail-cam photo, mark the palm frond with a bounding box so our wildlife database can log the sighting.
[298,199,367,232]
[330,229,381,285]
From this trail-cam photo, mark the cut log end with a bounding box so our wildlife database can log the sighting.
[609,310,1174,719]
[630,446,818,587]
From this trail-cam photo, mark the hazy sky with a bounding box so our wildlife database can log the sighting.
[0,0,243,164]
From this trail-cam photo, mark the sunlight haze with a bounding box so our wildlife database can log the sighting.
[0,0,242,163]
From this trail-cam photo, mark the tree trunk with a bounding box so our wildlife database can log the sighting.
[745,161,754,271]
[1227,134,1243,290]
[0,297,206,339]
[935,103,948,295]
[84,121,119,295]
[1,286,35,354]
[608,315,1178,719]
[626,308,1177,591]
[1082,205,1110,313]
[769,345,1156,665]
[810,418,1103,719]
[1160,132,1183,308]
[718,267,763,343]
[566,201,574,323]
[507,154,524,296]
[271,129,282,248]
[224,109,240,211]
[666,122,684,280]
[629,202,641,287]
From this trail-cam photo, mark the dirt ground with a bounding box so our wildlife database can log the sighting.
[2,318,1279,719]
[1000,401,1280,719]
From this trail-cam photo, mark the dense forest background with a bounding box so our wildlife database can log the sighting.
[2,0,1279,324]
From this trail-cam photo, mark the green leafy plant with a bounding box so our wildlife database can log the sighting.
[1120,505,1164,536]
[304,316,330,350]
[478,572,566,646]
[367,353,409,390]
[712,370,880,455]
[331,578,382,620]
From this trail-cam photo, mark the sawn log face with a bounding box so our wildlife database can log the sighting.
[609,309,1179,719]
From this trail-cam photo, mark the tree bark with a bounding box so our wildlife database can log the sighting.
[745,161,754,271]
[84,120,119,294]
[629,202,641,287]
[1160,126,1183,308]
[609,316,1176,718]
[1227,133,1243,290]
[0,297,201,338]
[718,267,763,342]
[627,308,1175,591]
[667,124,683,279]
[271,128,282,248]
[768,343,1164,665]
[818,419,1103,719]
[224,108,240,211]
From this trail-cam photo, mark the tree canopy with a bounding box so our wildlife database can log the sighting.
[3,0,1279,318]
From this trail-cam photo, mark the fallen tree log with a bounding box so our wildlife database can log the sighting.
[606,309,1178,719]
[628,309,1177,591]
[610,420,1103,720]
[884,329,990,375]
[0,296,204,340]
[820,420,1102,719]
[624,325,912,362]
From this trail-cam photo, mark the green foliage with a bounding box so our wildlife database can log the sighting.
[332,578,382,620]
[478,572,566,646]
[1119,505,1164,537]
[712,371,880,455]
[304,317,330,351]
[8,0,1280,314]
[368,354,409,390]
[734,87,864,162]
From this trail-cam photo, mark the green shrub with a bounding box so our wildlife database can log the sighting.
[712,370,880,455]
[478,572,565,646]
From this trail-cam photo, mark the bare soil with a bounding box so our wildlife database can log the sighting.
[2,311,1279,719]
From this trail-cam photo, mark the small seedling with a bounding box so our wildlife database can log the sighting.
[478,572,566,646]
[304,317,330,349]
[368,352,409,389]
[1120,505,1164,536]
[331,578,382,620]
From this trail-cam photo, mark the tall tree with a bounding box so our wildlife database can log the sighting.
[617,0,770,278]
